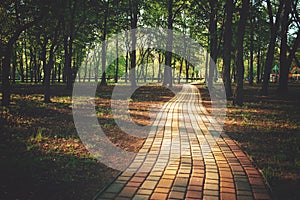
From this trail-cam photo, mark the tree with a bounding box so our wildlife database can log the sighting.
[222,0,234,99]
[233,0,250,106]
[100,0,110,86]
[278,0,300,94]
[248,0,254,86]
[129,0,138,88]
[0,0,40,106]
[261,0,284,95]
[163,0,174,87]
[207,0,218,89]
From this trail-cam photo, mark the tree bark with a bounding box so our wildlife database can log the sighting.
[208,0,218,89]
[204,50,209,83]
[233,0,250,106]
[249,5,254,86]
[100,0,110,86]
[129,0,137,88]
[222,0,234,98]
[65,36,74,89]
[163,0,173,88]
[278,0,292,94]
[256,48,261,83]
[261,1,284,95]
[12,47,17,84]
[115,35,119,83]
[1,49,12,106]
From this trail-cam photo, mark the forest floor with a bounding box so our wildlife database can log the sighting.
[199,83,300,199]
[0,83,299,199]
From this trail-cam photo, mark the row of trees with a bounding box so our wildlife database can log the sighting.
[1,0,299,106]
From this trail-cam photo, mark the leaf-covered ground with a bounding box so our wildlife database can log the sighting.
[1,83,299,199]
[198,83,300,200]
[0,84,178,200]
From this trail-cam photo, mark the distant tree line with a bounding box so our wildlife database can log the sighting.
[0,0,299,106]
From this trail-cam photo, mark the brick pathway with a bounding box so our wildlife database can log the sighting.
[95,84,271,200]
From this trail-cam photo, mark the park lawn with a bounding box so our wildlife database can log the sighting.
[0,83,299,199]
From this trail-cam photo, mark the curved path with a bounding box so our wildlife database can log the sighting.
[95,84,271,200]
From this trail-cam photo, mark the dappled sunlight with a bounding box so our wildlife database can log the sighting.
[196,84,300,198]
[27,134,91,158]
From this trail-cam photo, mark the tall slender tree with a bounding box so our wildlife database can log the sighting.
[100,0,110,86]
[261,0,284,95]
[207,0,218,89]
[129,0,138,87]
[0,1,40,106]
[278,0,300,94]
[233,0,250,106]
[222,0,234,99]
[163,0,173,87]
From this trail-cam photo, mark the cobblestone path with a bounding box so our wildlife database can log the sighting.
[95,84,271,200]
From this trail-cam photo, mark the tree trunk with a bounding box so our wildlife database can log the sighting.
[65,36,74,89]
[249,6,254,86]
[208,0,218,89]
[278,0,294,94]
[261,1,284,95]
[88,57,92,82]
[19,50,25,83]
[178,57,183,83]
[95,50,101,83]
[125,51,129,83]
[33,49,38,83]
[222,0,234,98]
[2,49,12,106]
[233,0,250,106]
[185,59,189,83]
[12,47,17,84]
[24,38,29,83]
[204,50,209,83]
[41,38,48,85]
[256,48,261,83]
[129,0,137,88]
[163,0,173,88]
[144,49,150,83]
[100,0,110,86]
[44,60,52,103]
[115,35,119,83]
[58,63,61,83]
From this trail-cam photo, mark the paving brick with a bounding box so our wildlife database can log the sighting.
[204,183,219,190]
[131,177,146,183]
[141,181,158,190]
[220,192,236,200]
[119,187,138,197]
[203,189,219,196]
[169,191,185,199]
[137,189,153,195]
[154,187,170,193]
[132,194,149,200]
[151,192,168,200]
[105,183,124,193]
[157,179,173,188]
[173,177,189,187]
[186,190,202,198]
[253,192,271,199]
[126,181,142,187]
